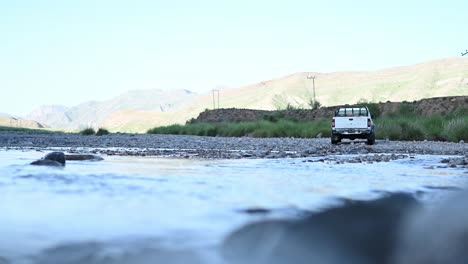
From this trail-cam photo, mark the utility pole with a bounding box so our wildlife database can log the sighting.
[462,50,468,56]
[212,89,220,109]
[307,74,316,106]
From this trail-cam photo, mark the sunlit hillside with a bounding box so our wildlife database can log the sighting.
[26,57,468,132]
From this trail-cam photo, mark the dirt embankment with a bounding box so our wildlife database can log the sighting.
[191,96,468,123]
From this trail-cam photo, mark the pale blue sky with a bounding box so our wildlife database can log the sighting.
[1,0,467,116]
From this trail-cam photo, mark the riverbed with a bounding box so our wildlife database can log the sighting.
[0,149,466,264]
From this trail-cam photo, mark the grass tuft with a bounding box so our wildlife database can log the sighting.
[95,128,110,136]
[148,111,467,142]
[80,128,96,136]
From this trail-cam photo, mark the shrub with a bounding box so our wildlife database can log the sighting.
[311,100,322,110]
[398,121,424,141]
[398,103,417,116]
[375,122,402,140]
[95,128,110,136]
[366,103,382,119]
[80,128,96,135]
[443,118,468,142]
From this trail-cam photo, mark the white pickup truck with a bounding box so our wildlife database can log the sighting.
[331,106,375,145]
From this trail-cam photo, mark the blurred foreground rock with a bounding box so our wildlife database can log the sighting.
[223,193,419,264]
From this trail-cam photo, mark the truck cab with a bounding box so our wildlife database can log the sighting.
[331,106,375,145]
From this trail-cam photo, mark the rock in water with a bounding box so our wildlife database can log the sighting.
[30,152,66,167]
[65,154,104,161]
[222,193,419,264]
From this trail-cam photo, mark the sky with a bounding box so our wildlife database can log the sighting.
[1,0,467,116]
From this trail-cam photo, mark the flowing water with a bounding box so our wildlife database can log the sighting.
[0,149,466,263]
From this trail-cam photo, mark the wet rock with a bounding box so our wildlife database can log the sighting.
[30,151,65,166]
[394,189,468,264]
[65,154,104,161]
[222,193,419,264]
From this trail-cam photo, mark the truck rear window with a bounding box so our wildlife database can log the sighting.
[335,107,368,117]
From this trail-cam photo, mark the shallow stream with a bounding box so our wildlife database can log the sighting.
[0,149,466,263]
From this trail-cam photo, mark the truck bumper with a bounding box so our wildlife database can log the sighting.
[332,128,374,139]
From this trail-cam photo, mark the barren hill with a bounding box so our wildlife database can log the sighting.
[25,57,468,132]
[0,115,45,129]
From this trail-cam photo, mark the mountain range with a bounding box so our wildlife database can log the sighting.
[21,57,468,132]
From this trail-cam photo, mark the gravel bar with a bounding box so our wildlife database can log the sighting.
[0,131,466,159]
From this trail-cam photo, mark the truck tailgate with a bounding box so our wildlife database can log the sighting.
[335,117,368,129]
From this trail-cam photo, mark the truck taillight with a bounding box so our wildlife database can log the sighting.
[332,118,335,128]
[367,118,371,128]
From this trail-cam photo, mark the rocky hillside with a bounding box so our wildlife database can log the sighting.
[191,96,468,123]
[24,57,468,132]
[151,57,468,130]
[0,115,45,129]
[27,89,196,131]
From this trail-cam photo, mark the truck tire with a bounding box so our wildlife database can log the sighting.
[331,135,340,145]
[367,133,375,145]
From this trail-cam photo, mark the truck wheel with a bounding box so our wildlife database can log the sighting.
[331,135,340,145]
[367,133,375,145]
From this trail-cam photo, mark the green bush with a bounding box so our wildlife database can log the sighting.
[443,118,468,142]
[375,121,402,140]
[398,103,417,116]
[147,112,466,142]
[398,121,425,141]
[147,119,331,139]
[80,128,96,135]
[95,128,110,136]
[366,103,382,119]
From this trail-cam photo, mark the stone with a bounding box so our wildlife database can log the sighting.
[31,152,66,167]
[30,160,64,167]
[222,193,419,264]
[64,154,104,161]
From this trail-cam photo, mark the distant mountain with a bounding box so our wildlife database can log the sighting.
[27,89,196,130]
[0,115,45,129]
[26,105,72,128]
[26,57,468,132]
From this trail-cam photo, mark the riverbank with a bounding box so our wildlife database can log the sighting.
[0,131,466,159]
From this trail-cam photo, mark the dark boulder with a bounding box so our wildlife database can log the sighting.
[65,154,104,161]
[222,193,420,264]
[30,152,66,167]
